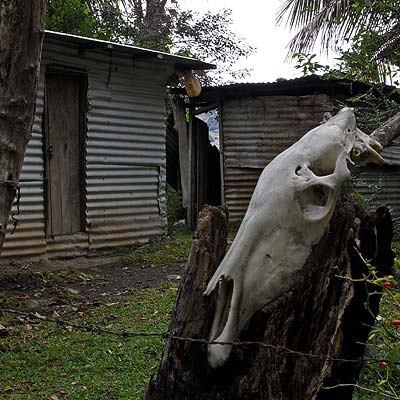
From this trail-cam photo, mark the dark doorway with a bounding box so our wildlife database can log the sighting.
[44,73,86,237]
[189,116,221,227]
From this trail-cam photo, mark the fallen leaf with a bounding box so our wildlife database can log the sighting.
[34,312,46,320]
[105,302,120,307]
[103,369,113,377]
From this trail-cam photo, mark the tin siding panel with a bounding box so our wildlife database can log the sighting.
[86,65,168,248]
[1,71,46,261]
[222,95,334,220]
[354,166,400,217]
[224,167,262,221]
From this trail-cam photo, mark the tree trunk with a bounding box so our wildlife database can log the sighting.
[145,200,393,400]
[0,0,45,249]
[370,111,400,148]
[134,0,170,47]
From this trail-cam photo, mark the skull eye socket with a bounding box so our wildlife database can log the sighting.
[352,148,362,158]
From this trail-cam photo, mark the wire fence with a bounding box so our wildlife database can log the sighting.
[1,307,390,367]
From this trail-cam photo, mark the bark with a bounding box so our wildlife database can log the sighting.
[370,111,400,148]
[134,0,171,46]
[0,0,45,249]
[145,200,394,400]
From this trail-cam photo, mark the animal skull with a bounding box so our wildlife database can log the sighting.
[204,108,383,368]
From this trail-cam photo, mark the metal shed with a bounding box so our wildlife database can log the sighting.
[1,31,213,263]
[178,76,400,222]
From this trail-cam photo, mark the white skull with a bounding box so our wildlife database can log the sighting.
[204,107,383,368]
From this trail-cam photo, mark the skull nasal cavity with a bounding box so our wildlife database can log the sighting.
[308,160,336,177]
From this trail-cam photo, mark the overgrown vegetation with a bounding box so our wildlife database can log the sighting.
[165,183,185,231]
[353,256,400,399]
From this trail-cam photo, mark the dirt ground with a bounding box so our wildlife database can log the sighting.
[0,255,185,312]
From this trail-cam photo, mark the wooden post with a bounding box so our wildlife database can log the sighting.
[145,199,394,400]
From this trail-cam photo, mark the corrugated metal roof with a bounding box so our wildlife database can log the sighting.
[382,137,400,166]
[45,30,215,71]
[177,75,400,106]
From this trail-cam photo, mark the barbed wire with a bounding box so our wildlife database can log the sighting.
[1,307,392,366]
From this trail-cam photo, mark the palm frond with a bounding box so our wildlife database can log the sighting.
[278,0,399,57]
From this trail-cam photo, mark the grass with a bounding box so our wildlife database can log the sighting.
[0,283,177,400]
[1,216,399,399]
[120,226,192,266]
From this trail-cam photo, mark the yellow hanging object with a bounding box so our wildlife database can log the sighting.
[184,71,201,97]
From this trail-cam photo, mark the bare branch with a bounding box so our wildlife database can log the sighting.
[371,112,400,148]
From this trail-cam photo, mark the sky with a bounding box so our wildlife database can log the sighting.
[180,0,333,83]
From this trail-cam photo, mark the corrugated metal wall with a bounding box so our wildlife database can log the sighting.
[352,138,400,218]
[221,95,334,220]
[354,165,400,217]
[1,39,172,262]
[1,70,46,260]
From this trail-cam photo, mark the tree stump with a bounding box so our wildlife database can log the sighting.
[145,199,394,400]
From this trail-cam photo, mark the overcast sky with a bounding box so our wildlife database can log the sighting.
[180,0,333,83]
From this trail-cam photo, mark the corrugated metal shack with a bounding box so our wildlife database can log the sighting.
[1,31,213,263]
[181,76,400,222]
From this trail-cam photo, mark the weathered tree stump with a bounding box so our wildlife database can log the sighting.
[145,199,393,400]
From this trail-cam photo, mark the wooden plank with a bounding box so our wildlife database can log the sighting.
[67,79,82,234]
[173,99,189,208]
[46,75,83,236]
[46,77,63,236]
[196,118,209,216]
[187,116,195,229]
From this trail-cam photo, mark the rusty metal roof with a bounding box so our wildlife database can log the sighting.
[175,75,399,106]
[45,30,215,71]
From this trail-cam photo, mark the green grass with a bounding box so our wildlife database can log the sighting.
[120,227,192,266]
[0,283,177,400]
